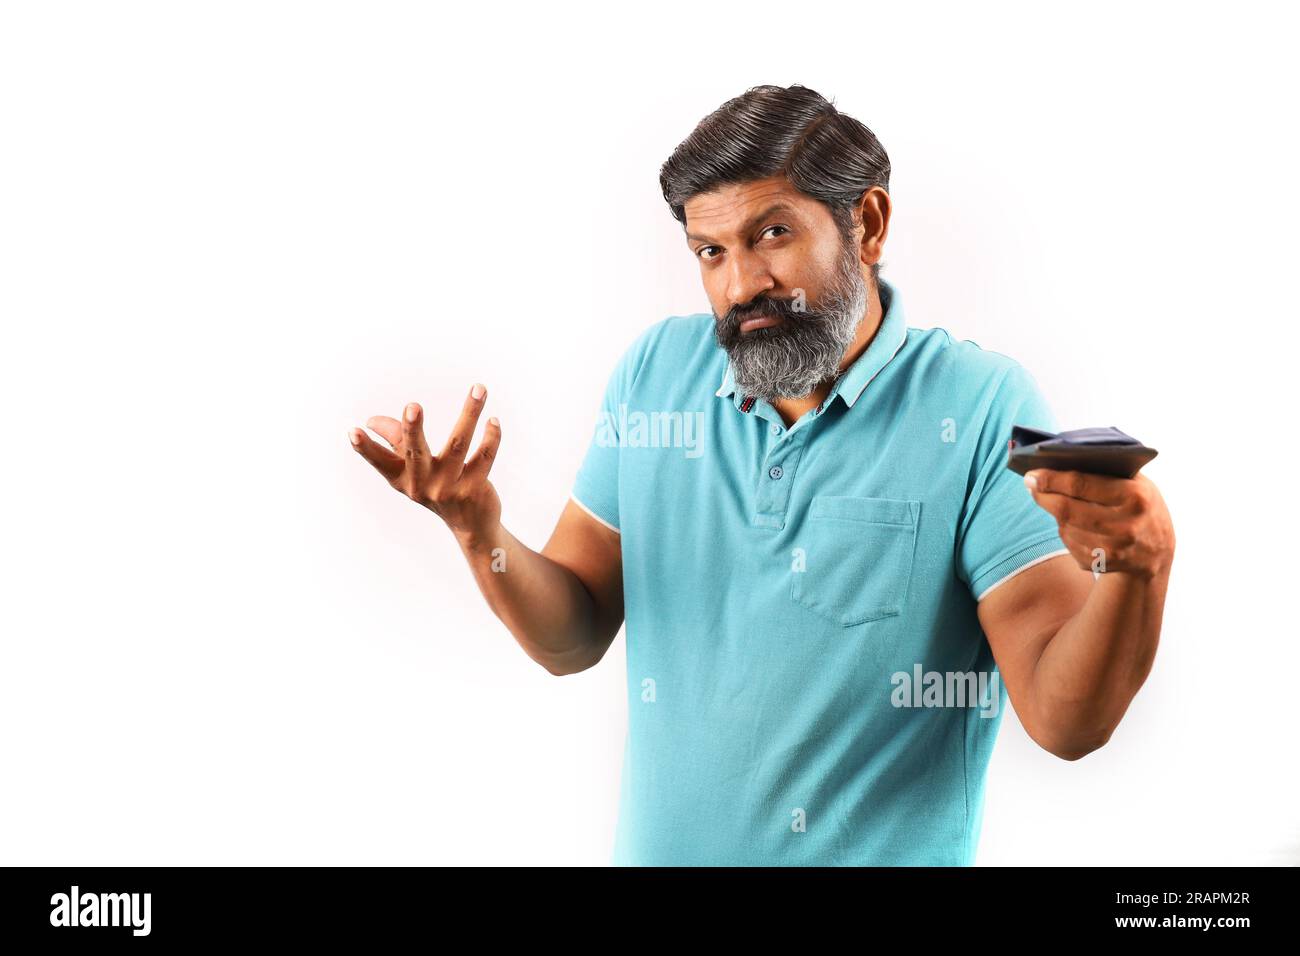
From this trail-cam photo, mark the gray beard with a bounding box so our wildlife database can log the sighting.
[714,243,869,403]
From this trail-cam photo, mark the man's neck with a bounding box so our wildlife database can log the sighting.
[769,278,884,427]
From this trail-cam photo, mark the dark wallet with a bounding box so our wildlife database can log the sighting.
[1006,425,1158,479]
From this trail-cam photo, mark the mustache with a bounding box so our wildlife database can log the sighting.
[718,296,802,337]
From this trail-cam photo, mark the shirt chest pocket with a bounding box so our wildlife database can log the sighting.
[791,495,922,627]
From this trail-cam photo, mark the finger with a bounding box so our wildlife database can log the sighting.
[349,427,404,481]
[402,402,433,467]
[1027,484,1122,533]
[1058,525,1131,570]
[463,415,501,482]
[1024,469,1131,507]
[366,415,403,450]
[440,383,487,466]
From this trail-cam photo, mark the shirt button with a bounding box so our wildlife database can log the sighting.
[769,465,784,480]
[770,424,781,436]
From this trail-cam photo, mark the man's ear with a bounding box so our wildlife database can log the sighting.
[857,186,891,266]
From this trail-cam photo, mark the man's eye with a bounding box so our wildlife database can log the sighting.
[697,246,720,260]
[760,225,789,240]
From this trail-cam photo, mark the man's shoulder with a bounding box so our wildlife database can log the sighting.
[903,324,1037,394]
[636,311,716,354]
[615,312,720,385]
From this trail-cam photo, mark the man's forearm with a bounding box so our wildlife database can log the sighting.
[350,396,617,674]
[455,522,612,675]
[1028,568,1170,758]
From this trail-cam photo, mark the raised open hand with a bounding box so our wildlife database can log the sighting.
[350,384,502,543]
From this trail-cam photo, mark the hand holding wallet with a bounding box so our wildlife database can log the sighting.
[1006,425,1158,479]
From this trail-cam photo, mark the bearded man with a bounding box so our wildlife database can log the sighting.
[349,84,1175,866]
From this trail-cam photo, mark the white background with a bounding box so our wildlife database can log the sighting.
[2,1,1296,865]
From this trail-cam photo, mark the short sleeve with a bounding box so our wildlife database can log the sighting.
[956,364,1070,601]
[570,328,655,533]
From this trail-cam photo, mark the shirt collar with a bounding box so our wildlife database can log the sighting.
[714,275,908,411]
[715,358,738,401]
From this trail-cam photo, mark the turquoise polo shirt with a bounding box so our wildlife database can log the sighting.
[571,276,1069,866]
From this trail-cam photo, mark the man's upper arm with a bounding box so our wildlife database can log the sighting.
[956,362,1080,742]
[542,498,624,645]
[977,553,1091,746]
[545,326,655,646]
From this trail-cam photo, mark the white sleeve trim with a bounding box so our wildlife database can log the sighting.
[975,548,1070,601]
[570,493,620,534]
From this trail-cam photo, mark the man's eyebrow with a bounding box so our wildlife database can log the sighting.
[686,202,800,245]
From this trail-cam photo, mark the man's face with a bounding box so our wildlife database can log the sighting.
[684,175,868,402]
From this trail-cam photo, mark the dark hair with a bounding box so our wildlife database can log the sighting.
[659,84,891,284]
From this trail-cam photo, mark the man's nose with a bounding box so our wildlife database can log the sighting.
[725,249,775,309]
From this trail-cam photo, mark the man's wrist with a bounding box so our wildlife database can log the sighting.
[1104,559,1173,588]
[454,521,503,557]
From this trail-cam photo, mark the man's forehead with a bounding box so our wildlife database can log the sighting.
[683,177,815,234]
